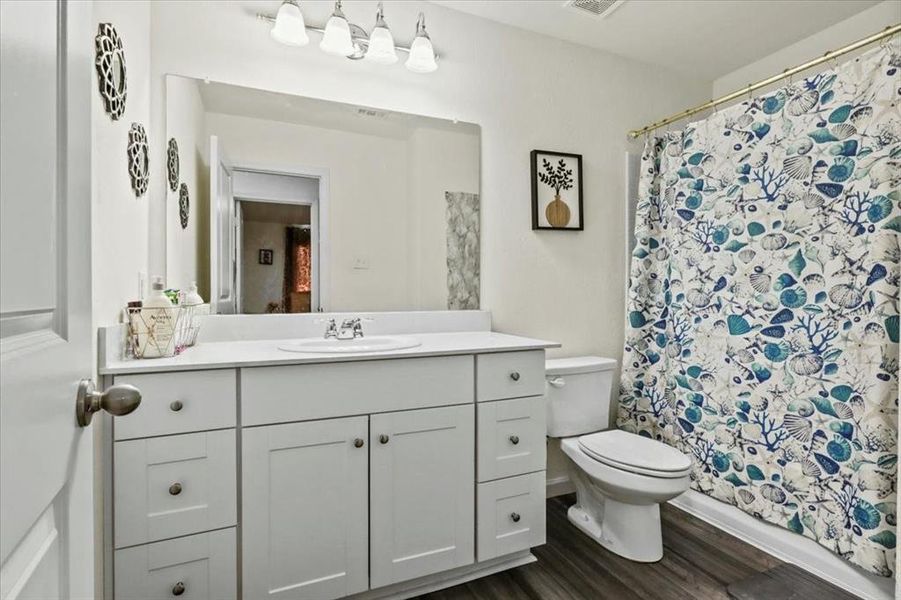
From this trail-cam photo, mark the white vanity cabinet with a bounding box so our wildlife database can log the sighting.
[369,405,475,588]
[103,334,553,600]
[242,417,369,600]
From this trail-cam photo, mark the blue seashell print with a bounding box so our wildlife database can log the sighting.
[827,437,852,461]
[770,308,794,324]
[780,288,807,308]
[814,453,840,475]
[760,325,785,338]
[727,315,753,335]
[815,182,843,198]
[830,385,853,401]
[827,157,854,182]
[853,500,881,530]
[618,43,899,580]
[828,104,853,123]
[867,196,892,223]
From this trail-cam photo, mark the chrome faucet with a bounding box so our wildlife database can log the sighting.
[323,318,339,339]
[339,318,365,339]
[322,317,366,339]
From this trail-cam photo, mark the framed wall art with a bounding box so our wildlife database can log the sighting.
[531,150,583,231]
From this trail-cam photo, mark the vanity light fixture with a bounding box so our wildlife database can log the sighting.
[364,3,398,65]
[320,1,355,57]
[270,0,309,47]
[405,13,438,74]
[258,2,439,72]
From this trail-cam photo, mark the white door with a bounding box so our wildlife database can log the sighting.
[0,2,95,598]
[242,417,369,600]
[209,136,236,314]
[370,405,475,588]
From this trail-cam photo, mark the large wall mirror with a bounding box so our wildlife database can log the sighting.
[165,75,480,314]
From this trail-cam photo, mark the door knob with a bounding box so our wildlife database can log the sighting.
[76,379,142,427]
[353,438,364,448]
[510,372,521,381]
[379,434,390,444]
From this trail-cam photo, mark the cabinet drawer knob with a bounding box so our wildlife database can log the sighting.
[169,400,183,412]
[509,372,521,381]
[169,482,182,496]
[172,582,185,596]
[510,512,521,523]
[353,438,364,448]
[379,434,390,444]
[509,435,520,445]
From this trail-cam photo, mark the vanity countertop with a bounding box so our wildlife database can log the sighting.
[99,331,560,375]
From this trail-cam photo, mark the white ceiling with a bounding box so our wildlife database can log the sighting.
[429,0,883,80]
[196,79,480,140]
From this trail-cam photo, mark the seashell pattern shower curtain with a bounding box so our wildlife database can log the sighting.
[618,43,900,577]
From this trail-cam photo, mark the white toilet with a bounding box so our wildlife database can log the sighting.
[546,356,691,563]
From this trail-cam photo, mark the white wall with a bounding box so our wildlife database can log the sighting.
[205,111,415,311]
[165,75,209,298]
[92,1,151,328]
[148,0,711,356]
[407,127,480,309]
[713,0,900,97]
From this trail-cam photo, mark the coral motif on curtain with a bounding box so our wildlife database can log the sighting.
[619,43,900,577]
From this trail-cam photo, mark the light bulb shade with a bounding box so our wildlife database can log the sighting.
[405,35,437,73]
[320,14,354,56]
[365,27,398,64]
[270,1,309,46]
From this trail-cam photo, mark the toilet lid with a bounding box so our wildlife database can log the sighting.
[578,430,691,478]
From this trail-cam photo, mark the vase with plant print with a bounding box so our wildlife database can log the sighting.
[539,158,574,227]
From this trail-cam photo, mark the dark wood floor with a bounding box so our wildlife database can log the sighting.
[416,494,853,600]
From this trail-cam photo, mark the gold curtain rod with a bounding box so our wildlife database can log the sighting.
[628,23,901,140]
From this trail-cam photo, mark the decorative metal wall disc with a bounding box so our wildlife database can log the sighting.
[167,138,180,192]
[179,183,190,229]
[95,23,127,120]
[127,123,149,197]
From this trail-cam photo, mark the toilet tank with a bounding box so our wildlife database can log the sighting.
[545,356,618,437]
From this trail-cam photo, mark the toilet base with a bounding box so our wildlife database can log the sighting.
[566,460,664,563]
[566,499,663,563]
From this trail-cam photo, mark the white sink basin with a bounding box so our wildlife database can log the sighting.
[278,335,422,354]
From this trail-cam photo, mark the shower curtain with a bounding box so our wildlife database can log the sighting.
[618,43,900,577]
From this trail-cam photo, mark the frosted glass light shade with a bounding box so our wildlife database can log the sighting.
[405,35,437,73]
[270,1,309,47]
[365,27,398,64]
[320,14,354,56]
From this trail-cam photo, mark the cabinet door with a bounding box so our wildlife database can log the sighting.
[370,405,474,589]
[242,417,368,600]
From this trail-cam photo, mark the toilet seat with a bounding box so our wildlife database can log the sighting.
[578,430,691,479]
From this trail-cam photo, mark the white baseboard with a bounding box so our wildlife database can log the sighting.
[546,475,574,498]
[669,489,894,600]
[547,477,893,599]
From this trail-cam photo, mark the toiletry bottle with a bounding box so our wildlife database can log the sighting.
[142,276,176,357]
[183,281,204,306]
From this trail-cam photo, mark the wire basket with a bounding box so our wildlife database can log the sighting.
[126,304,201,358]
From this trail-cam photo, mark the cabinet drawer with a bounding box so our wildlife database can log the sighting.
[476,351,545,402]
[477,396,546,482]
[115,528,236,600]
[242,355,474,426]
[115,430,236,548]
[476,472,546,562]
[113,370,236,440]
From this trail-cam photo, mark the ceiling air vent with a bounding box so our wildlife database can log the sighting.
[565,0,625,18]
